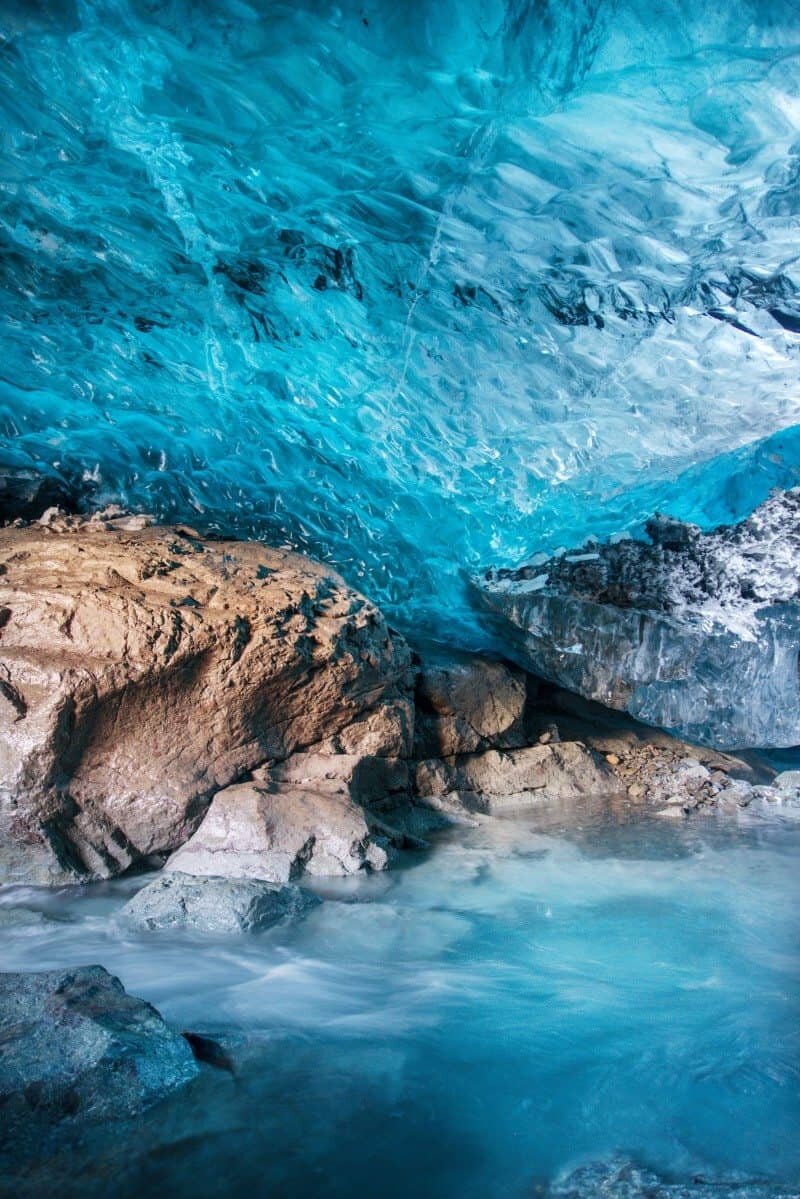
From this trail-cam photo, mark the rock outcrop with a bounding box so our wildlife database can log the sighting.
[413,652,528,758]
[0,966,197,1138]
[415,742,616,815]
[0,514,414,884]
[119,872,319,933]
[476,490,800,749]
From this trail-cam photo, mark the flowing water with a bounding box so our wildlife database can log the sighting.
[1,804,798,1198]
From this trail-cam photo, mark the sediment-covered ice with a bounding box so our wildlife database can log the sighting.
[476,491,800,749]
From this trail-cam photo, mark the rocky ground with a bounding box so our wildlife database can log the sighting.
[0,505,797,1139]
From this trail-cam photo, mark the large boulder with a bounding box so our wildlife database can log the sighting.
[0,514,414,884]
[476,490,800,749]
[0,966,197,1138]
[415,742,616,815]
[413,652,528,757]
[166,779,397,883]
[119,872,319,933]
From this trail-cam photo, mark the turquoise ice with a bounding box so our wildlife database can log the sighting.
[2,0,800,639]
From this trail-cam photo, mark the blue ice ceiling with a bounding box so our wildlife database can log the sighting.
[2,0,800,638]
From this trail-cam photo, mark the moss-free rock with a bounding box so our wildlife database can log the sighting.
[0,517,413,883]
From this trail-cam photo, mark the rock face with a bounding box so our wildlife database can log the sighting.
[415,742,616,815]
[0,515,414,884]
[476,490,800,749]
[167,780,397,883]
[413,652,528,758]
[0,966,197,1135]
[119,872,319,933]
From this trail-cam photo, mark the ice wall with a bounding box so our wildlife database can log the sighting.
[2,0,800,638]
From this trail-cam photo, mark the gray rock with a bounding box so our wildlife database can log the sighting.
[415,742,616,815]
[167,780,396,883]
[476,490,800,749]
[119,872,319,933]
[413,653,528,758]
[0,907,46,929]
[774,769,800,794]
[0,965,197,1135]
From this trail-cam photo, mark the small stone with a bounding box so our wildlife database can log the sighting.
[628,783,643,798]
[605,753,620,767]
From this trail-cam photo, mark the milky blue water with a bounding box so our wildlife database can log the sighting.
[2,1,800,638]
[1,807,798,1198]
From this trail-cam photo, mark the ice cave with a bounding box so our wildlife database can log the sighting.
[0,3,799,1197]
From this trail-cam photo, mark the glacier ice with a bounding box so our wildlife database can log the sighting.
[476,491,800,749]
[1,1,800,653]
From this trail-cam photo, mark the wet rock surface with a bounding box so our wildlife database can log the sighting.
[0,513,414,884]
[119,872,320,933]
[0,965,197,1139]
[477,490,800,749]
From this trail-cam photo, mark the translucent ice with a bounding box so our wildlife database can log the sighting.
[1,1,800,641]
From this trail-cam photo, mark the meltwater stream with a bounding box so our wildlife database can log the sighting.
[1,806,798,1199]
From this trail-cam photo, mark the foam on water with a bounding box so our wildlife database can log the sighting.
[1,808,798,1197]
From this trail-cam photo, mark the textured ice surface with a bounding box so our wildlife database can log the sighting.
[2,2,800,637]
[476,490,800,749]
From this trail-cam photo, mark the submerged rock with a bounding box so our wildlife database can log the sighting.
[415,742,616,815]
[119,872,320,933]
[0,966,197,1136]
[166,780,397,883]
[549,1157,797,1197]
[0,517,414,884]
[477,490,800,749]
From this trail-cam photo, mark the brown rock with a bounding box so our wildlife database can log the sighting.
[0,519,414,884]
[413,654,527,758]
[415,742,616,815]
[268,751,409,809]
